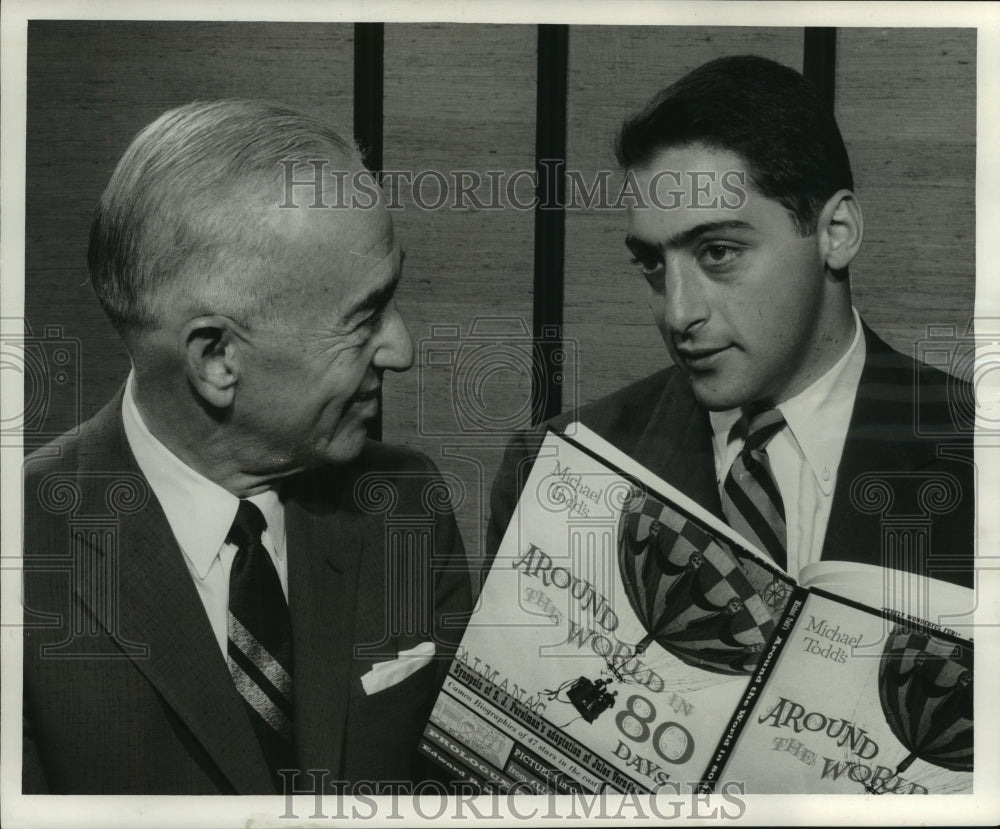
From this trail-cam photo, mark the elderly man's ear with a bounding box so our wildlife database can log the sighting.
[182,317,241,409]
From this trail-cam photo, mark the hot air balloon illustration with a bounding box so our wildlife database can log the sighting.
[868,624,973,792]
[616,486,792,675]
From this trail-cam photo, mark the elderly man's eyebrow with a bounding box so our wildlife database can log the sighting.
[346,268,402,319]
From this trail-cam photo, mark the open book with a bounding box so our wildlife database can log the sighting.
[420,425,974,794]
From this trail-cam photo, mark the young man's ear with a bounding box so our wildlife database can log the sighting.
[818,189,864,273]
[181,316,241,409]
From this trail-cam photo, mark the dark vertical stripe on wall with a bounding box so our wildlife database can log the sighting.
[803,27,837,109]
[532,24,569,425]
[354,23,385,440]
[354,23,385,176]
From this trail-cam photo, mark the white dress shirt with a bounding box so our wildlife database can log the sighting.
[121,373,288,656]
[709,309,866,579]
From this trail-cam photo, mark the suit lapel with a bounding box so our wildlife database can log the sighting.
[631,369,722,518]
[71,394,274,793]
[285,471,365,780]
[821,326,936,565]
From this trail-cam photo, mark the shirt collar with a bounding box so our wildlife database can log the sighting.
[121,372,284,580]
[710,308,866,495]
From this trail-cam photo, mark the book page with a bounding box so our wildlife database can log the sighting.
[799,560,977,633]
[715,589,973,794]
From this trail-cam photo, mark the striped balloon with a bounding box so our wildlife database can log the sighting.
[877,625,973,776]
[616,487,792,675]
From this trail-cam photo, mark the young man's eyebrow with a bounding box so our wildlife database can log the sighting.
[625,235,660,258]
[626,220,754,255]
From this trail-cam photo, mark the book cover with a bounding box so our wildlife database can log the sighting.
[422,427,793,792]
[421,425,974,794]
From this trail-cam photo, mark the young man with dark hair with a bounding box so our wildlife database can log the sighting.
[488,55,974,588]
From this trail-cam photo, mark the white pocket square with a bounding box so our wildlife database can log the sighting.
[360,642,436,695]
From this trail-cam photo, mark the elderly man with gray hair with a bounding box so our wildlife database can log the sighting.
[22,100,471,794]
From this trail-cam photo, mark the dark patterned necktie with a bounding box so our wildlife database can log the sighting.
[720,408,788,570]
[226,499,295,785]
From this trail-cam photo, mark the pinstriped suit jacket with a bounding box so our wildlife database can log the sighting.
[22,389,472,793]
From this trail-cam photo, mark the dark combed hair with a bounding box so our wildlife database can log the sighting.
[616,55,854,235]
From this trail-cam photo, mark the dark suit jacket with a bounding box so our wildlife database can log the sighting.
[488,325,975,588]
[22,390,472,794]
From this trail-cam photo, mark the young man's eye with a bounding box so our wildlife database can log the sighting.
[699,243,741,267]
[630,255,662,275]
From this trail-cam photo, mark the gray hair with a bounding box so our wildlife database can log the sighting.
[87,99,364,338]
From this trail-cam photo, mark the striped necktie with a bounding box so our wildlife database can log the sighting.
[226,499,295,785]
[720,408,788,570]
